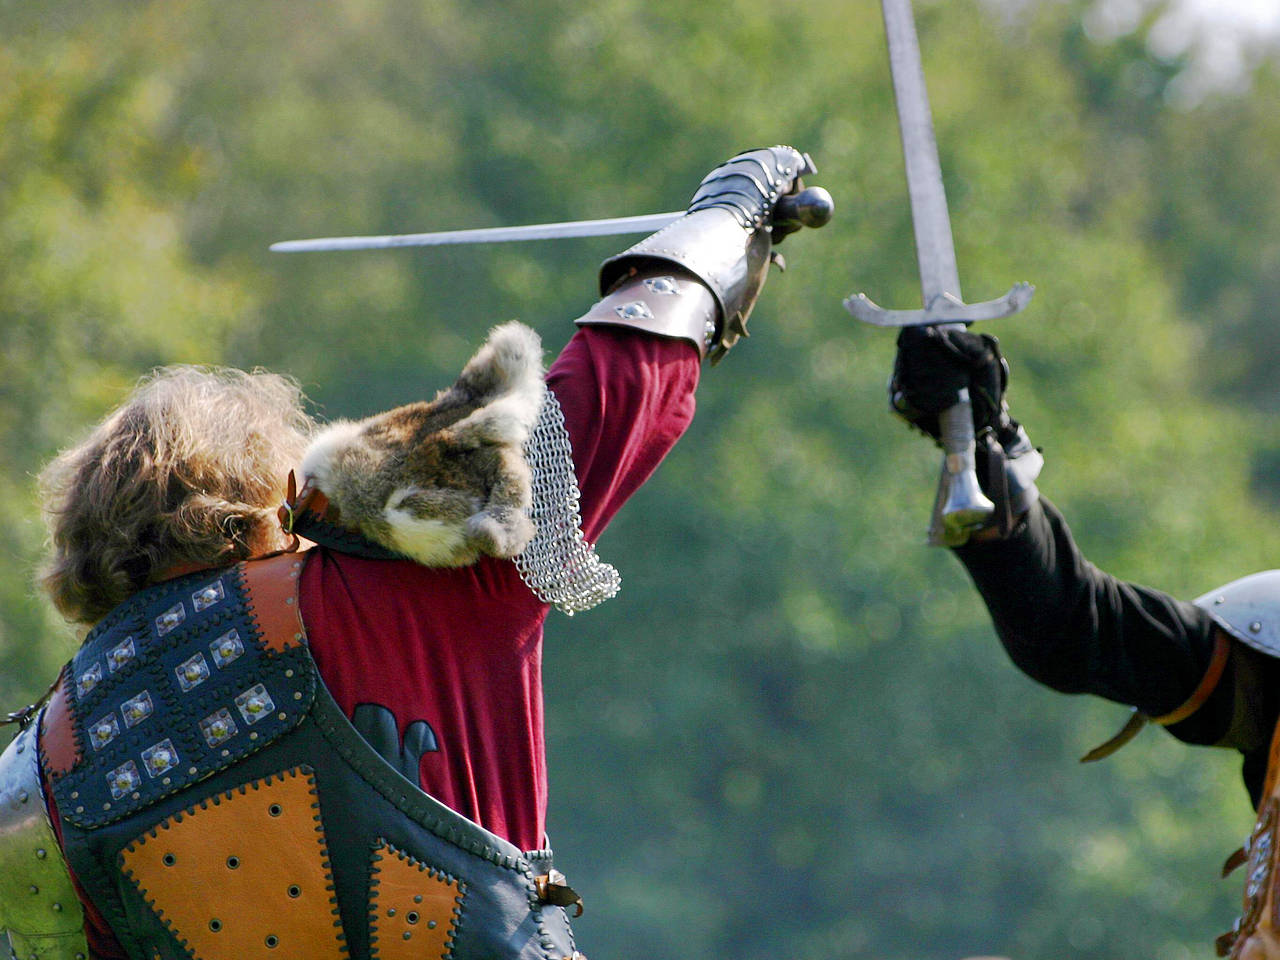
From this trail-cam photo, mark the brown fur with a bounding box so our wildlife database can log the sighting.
[300,322,545,567]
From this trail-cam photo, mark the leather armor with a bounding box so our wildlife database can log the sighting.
[36,552,580,960]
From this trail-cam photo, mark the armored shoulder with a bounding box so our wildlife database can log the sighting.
[1195,570,1280,657]
[0,722,88,960]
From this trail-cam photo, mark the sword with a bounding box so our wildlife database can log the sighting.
[270,189,834,253]
[845,0,1034,546]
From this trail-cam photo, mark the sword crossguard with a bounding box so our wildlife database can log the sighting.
[843,282,1034,327]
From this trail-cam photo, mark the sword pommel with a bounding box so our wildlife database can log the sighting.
[775,187,835,231]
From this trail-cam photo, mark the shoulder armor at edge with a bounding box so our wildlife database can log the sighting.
[1194,570,1280,658]
[0,721,87,959]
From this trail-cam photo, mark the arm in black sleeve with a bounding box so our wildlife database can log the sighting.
[952,497,1245,746]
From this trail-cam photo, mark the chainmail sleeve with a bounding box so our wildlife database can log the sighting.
[513,385,621,616]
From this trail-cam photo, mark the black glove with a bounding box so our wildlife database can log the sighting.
[891,324,1043,537]
[890,324,1008,442]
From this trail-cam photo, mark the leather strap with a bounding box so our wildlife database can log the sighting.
[1151,628,1232,726]
[1080,629,1232,763]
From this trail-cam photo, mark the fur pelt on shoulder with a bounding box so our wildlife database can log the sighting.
[299,321,545,567]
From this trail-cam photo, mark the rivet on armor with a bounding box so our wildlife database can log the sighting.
[387,908,396,917]
[285,669,295,677]
[200,708,238,748]
[141,739,180,779]
[613,301,654,322]
[122,690,155,728]
[403,933,412,941]
[76,663,103,698]
[52,902,62,912]
[285,596,295,606]
[210,629,244,668]
[414,895,423,904]
[236,684,275,725]
[293,692,303,701]
[35,848,46,859]
[192,580,226,612]
[643,276,680,296]
[1251,621,1263,633]
[155,602,187,637]
[107,637,137,673]
[107,760,142,799]
[427,920,437,930]
[175,652,211,691]
[90,713,121,750]
[29,884,38,894]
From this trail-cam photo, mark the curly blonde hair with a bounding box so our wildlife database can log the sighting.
[39,366,314,624]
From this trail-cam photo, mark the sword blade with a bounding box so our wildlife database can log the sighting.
[269,211,685,253]
[882,0,961,306]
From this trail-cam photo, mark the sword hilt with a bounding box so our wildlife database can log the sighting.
[845,286,1034,546]
[933,383,993,546]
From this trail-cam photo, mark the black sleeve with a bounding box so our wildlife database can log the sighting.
[952,497,1253,748]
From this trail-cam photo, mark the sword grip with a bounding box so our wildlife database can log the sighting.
[930,382,995,547]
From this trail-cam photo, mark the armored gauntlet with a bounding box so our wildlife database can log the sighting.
[580,146,829,363]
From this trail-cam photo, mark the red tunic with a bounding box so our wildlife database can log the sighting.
[304,325,699,850]
[56,325,701,957]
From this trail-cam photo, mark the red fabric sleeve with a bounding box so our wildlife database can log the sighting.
[546,325,701,539]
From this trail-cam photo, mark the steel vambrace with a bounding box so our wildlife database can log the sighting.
[584,146,819,363]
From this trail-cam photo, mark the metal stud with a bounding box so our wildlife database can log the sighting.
[107,638,137,673]
[210,629,244,668]
[155,602,187,637]
[236,684,275,724]
[141,740,180,779]
[192,580,226,612]
[175,653,211,691]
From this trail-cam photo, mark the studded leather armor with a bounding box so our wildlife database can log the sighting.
[37,552,581,960]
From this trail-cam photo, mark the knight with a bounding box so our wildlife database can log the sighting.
[0,146,827,960]
[891,323,1280,958]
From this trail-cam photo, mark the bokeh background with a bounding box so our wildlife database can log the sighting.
[4,0,1280,956]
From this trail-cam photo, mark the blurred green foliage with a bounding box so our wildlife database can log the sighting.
[2,0,1279,956]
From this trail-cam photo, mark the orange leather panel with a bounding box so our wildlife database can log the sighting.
[120,767,347,959]
[368,841,465,960]
[39,669,80,779]
[241,553,307,654]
